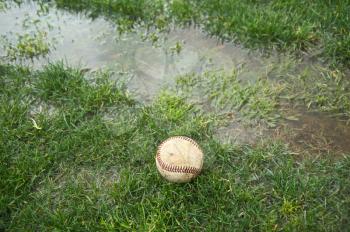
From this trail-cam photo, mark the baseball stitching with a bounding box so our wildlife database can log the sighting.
[156,136,203,175]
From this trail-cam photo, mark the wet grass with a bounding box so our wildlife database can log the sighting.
[53,0,350,68]
[0,5,57,62]
[175,69,284,127]
[282,67,350,119]
[45,0,350,123]
[1,1,350,230]
[3,1,349,122]
[1,62,350,230]
[175,64,350,126]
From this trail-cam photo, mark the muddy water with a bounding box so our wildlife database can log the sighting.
[216,107,350,155]
[276,109,350,155]
[1,1,349,154]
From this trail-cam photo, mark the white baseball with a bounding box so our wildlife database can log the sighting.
[156,136,204,183]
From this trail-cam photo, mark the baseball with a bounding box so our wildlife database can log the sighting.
[156,136,204,183]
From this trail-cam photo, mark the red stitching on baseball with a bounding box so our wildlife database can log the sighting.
[156,136,203,175]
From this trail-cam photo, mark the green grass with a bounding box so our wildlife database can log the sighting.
[175,69,284,127]
[1,31,51,62]
[1,1,350,230]
[1,62,350,231]
[282,66,350,119]
[53,0,350,68]
[174,63,350,126]
[47,0,350,123]
[4,0,348,122]
[0,10,56,62]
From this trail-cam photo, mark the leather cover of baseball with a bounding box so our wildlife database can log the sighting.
[156,136,204,183]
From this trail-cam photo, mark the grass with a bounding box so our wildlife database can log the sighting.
[1,1,350,230]
[1,62,350,231]
[4,0,349,122]
[1,30,51,62]
[0,1,7,11]
[53,0,350,68]
[282,66,350,119]
[49,0,350,122]
[174,63,350,126]
[175,69,284,127]
[0,10,56,62]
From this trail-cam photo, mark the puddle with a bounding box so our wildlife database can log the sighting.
[1,1,349,155]
[215,107,350,155]
[274,109,350,155]
[0,0,277,100]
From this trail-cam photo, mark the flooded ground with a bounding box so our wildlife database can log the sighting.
[1,1,349,155]
[216,107,350,156]
[0,1,278,99]
[275,108,350,156]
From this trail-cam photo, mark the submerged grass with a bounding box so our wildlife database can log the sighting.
[176,69,284,127]
[283,67,350,119]
[1,62,350,230]
[175,64,350,126]
[52,0,350,68]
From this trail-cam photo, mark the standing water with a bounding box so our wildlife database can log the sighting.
[0,1,275,99]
